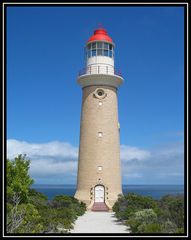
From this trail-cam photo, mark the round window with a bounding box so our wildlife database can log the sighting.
[97,90,104,96]
[94,88,107,99]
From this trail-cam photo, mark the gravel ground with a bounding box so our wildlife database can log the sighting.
[70,211,130,233]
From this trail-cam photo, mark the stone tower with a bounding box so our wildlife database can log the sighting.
[74,27,124,210]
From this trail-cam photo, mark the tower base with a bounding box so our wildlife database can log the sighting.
[74,189,122,211]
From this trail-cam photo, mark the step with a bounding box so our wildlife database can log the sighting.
[91,202,109,212]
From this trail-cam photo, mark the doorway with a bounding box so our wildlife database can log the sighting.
[94,185,105,203]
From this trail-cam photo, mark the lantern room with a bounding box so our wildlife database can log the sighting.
[86,41,114,59]
[84,28,115,75]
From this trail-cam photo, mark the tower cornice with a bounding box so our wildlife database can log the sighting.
[77,74,124,89]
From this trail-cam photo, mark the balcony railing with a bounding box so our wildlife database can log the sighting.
[78,65,122,77]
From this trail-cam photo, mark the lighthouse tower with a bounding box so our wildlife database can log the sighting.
[74,27,124,210]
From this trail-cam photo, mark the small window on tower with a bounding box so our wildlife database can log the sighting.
[109,50,112,58]
[98,132,103,137]
[109,44,112,50]
[97,166,103,171]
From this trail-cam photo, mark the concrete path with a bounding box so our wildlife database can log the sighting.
[70,211,130,233]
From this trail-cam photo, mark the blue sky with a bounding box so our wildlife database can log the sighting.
[7,6,184,185]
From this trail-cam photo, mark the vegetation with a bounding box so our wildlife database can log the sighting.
[7,154,34,203]
[6,155,86,233]
[7,154,184,234]
[113,193,184,233]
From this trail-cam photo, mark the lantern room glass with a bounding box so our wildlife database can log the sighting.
[86,42,114,59]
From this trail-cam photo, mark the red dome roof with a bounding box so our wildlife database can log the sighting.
[87,28,113,43]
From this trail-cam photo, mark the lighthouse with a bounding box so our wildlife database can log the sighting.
[74,27,124,211]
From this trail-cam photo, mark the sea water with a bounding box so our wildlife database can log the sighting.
[31,184,184,200]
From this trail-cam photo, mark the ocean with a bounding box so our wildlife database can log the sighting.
[31,184,184,200]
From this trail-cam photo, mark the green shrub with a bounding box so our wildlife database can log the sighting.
[113,193,159,220]
[176,227,184,233]
[7,203,43,233]
[6,155,86,233]
[159,194,184,228]
[7,155,34,203]
[113,193,184,234]
[127,209,157,233]
[28,189,48,207]
[161,219,177,233]
[35,195,86,232]
[143,223,162,233]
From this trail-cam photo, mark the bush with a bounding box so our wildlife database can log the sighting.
[7,155,34,203]
[34,195,86,233]
[161,219,177,233]
[28,189,48,207]
[113,193,184,234]
[7,202,43,233]
[158,194,184,228]
[176,228,184,233]
[6,155,86,233]
[32,195,86,233]
[52,195,86,216]
[112,193,159,220]
[38,207,75,232]
[143,223,162,233]
[127,209,157,233]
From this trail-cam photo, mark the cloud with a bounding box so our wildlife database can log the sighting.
[30,160,77,177]
[7,139,78,183]
[120,145,151,162]
[7,139,78,160]
[122,141,184,184]
[7,139,184,184]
